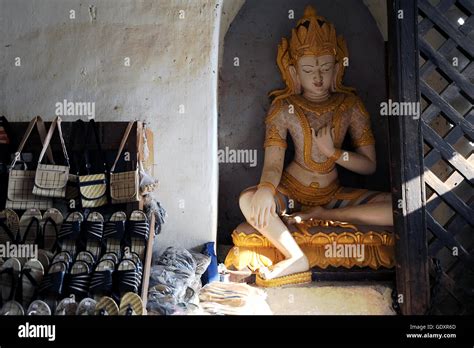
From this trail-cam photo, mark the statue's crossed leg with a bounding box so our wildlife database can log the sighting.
[239,187,310,281]
[239,185,392,281]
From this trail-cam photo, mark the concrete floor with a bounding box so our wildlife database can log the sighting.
[262,281,396,315]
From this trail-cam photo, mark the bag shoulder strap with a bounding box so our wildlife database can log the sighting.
[70,120,89,175]
[10,116,54,168]
[84,120,107,174]
[38,116,70,166]
[110,121,137,173]
[68,120,80,174]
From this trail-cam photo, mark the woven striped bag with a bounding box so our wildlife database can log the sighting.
[6,116,55,210]
[110,121,140,204]
[33,116,70,198]
[78,120,109,208]
[79,173,108,208]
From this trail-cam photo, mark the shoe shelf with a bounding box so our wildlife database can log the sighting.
[1,121,156,315]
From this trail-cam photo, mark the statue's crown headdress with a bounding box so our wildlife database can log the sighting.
[289,6,337,62]
[270,5,354,100]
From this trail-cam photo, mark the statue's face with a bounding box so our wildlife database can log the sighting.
[296,54,336,96]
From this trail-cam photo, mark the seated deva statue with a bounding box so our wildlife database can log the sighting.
[237,6,393,286]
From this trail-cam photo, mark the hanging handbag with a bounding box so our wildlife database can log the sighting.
[33,116,70,198]
[78,120,108,208]
[110,121,140,204]
[65,120,83,204]
[6,116,55,210]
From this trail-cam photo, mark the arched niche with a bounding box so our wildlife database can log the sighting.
[218,0,390,245]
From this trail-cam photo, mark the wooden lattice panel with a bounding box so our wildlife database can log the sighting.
[418,0,474,314]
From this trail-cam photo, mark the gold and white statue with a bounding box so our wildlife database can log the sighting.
[238,6,393,286]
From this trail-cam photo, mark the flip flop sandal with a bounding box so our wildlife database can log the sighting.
[121,248,143,289]
[103,212,127,259]
[57,212,83,258]
[19,208,42,245]
[41,208,63,252]
[38,261,68,311]
[37,250,51,271]
[127,210,149,262]
[90,259,115,300]
[122,248,141,264]
[27,300,51,315]
[84,212,104,261]
[21,259,44,308]
[119,292,143,315]
[76,297,96,315]
[95,296,118,315]
[52,251,73,270]
[0,300,25,315]
[99,252,119,265]
[116,259,140,296]
[0,209,20,244]
[55,294,78,315]
[0,258,21,306]
[67,261,91,300]
[75,251,95,269]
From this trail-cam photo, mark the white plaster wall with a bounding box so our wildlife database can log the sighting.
[0,0,222,253]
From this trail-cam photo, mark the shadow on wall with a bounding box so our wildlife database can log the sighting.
[217,0,390,245]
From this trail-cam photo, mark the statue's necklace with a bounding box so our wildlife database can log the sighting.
[288,94,347,173]
[289,94,344,116]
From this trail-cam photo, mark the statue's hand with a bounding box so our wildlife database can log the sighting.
[312,126,336,158]
[249,187,277,229]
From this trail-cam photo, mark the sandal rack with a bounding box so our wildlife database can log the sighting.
[2,121,155,314]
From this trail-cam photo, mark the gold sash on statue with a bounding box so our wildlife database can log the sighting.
[278,171,340,206]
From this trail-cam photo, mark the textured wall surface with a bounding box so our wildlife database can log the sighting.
[0,0,224,253]
[218,0,390,245]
